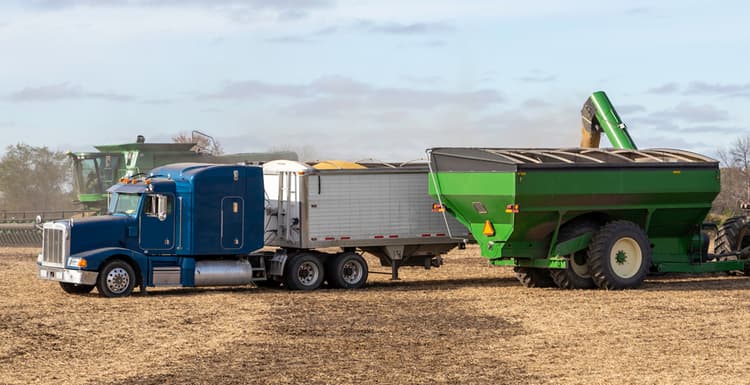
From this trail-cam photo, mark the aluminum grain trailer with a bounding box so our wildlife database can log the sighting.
[263,160,469,288]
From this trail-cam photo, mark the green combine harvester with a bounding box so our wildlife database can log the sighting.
[69,133,297,210]
[428,91,750,290]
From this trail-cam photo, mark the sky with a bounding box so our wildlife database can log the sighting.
[0,0,748,161]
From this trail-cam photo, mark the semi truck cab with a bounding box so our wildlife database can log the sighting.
[38,163,265,297]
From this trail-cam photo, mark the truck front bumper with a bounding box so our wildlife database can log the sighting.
[38,266,98,286]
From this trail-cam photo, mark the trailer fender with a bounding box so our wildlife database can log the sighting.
[553,232,594,258]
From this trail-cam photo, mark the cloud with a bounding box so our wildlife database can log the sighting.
[518,74,556,83]
[646,83,680,94]
[683,81,750,97]
[7,83,134,102]
[25,0,332,11]
[353,20,454,35]
[676,125,745,134]
[141,98,173,105]
[617,104,647,115]
[263,35,313,44]
[654,102,729,122]
[200,80,310,99]
[647,81,750,98]
[201,76,505,111]
[521,98,551,108]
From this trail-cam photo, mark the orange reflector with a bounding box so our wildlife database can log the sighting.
[120,177,128,183]
[77,259,87,268]
[432,203,445,213]
[505,204,519,214]
[483,220,495,236]
[145,179,151,185]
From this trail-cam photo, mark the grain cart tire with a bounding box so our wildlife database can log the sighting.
[513,267,556,288]
[714,216,750,275]
[326,252,369,289]
[59,282,95,294]
[549,221,599,290]
[96,259,136,298]
[284,253,325,291]
[588,221,651,290]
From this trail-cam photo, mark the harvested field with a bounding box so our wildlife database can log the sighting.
[2,246,750,385]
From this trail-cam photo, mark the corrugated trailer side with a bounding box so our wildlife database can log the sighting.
[263,162,469,286]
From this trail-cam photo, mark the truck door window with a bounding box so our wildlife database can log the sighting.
[145,194,171,221]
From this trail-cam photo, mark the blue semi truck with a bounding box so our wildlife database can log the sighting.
[37,162,467,297]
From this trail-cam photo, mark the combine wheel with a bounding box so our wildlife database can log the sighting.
[59,282,95,294]
[326,252,368,289]
[513,267,555,288]
[549,221,599,289]
[587,221,651,290]
[96,259,136,298]
[284,253,325,291]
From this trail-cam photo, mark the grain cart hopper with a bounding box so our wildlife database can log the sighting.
[428,147,750,290]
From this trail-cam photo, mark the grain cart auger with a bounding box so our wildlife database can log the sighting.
[427,92,750,290]
[580,91,637,150]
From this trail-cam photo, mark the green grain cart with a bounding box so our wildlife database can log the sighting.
[427,93,750,290]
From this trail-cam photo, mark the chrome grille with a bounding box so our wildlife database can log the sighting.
[42,225,66,266]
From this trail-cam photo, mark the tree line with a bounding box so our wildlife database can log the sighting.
[0,144,74,212]
[0,136,748,216]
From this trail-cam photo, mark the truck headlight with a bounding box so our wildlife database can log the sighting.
[67,258,87,268]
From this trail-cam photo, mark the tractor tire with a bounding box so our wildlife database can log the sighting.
[326,252,368,289]
[714,216,750,255]
[59,282,95,294]
[714,216,750,275]
[284,253,325,291]
[96,259,137,298]
[513,267,556,288]
[549,220,599,290]
[588,220,651,290]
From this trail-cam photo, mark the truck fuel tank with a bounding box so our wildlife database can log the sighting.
[194,260,254,286]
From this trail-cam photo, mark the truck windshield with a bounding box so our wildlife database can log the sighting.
[108,193,141,216]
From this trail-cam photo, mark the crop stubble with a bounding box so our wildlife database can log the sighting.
[1,246,749,384]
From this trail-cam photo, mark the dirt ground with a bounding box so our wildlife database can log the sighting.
[1,246,750,385]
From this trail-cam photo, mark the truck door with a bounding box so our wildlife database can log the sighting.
[140,193,175,251]
[221,197,243,249]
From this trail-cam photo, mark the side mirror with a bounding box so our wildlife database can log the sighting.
[157,195,168,221]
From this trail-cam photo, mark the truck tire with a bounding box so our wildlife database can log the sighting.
[326,252,368,289]
[549,221,599,289]
[588,221,651,290]
[96,259,136,298]
[513,267,555,288]
[284,253,325,291]
[59,282,95,294]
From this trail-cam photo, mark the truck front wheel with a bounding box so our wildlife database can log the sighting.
[284,253,324,291]
[327,252,368,289]
[587,221,651,290]
[97,259,136,298]
[59,282,95,294]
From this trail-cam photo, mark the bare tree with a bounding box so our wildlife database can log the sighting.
[172,131,223,155]
[713,135,750,216]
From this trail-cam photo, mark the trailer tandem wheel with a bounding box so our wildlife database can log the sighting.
[587,221,651,290]
[714,216,750,275]
[549,220,599,290]
[284,253,325,291]
[513,267,556,288]
[326,252,368,289]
